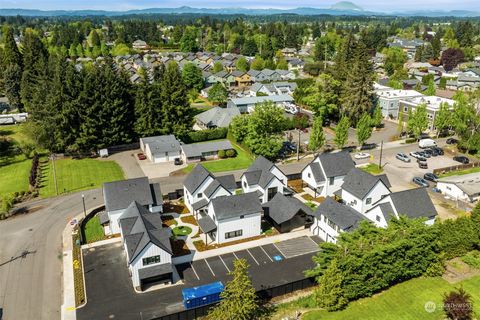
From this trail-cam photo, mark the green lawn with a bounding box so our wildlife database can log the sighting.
[39,158,125,197]
[172,225,193,236]
[0,154,31,198]
[439,166,480,178]
[360,163,384,175]
[183,142,253,173]
[303,276,480,320]
[84,216,105,243]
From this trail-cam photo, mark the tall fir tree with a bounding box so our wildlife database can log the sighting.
[340,40,375,125]
[2,27,23,110]
[160,61,193,137]
[333,33,356,84]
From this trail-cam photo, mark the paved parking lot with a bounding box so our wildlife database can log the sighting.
[78,236,322,320]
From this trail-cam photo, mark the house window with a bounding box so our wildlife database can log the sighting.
[329,177,334,185]
[366,198,372,205]
[404,107,408,112]
[308,173,311,178]
[243,181,247,188]
[267,187,278,201]
[376,215,381,222]
[225,230,243,239]
[142,255,161,266]
[197,193,203,198]
[326,218,336,230]
[240,215,244,219]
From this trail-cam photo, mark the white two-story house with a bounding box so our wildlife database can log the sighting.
[183,165,237,217]
[310,197,366,244]
[364,188,438,228]
[197,192,262,245]
[241,156,288,203]
[102,177,163,234]
[302,151,355,197]
[337,168,391,214]
[118,201,173,291]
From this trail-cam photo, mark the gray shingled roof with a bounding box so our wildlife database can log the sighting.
[103,177,153,212]
[316,151,355,178]
[211,192,262,220]
[310,162,325,183]
[313,197,366,231]
[183,165,212,194]
[341,168,391,199]
[181,140,233,158]
[138,262,172,280]
[195,107,240,128]
[216,174,237,191]
[389,188,438,220]
[243,156,282,188]
[192,199,209,211]
[119,201,172,264]
[198,215,217,233]
[377,202,396,222]
[140,135,181,156]
[263,193,313,225]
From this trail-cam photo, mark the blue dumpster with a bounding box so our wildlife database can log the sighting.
[182,281,224,309]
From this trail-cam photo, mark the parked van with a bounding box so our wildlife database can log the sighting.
[419,139,437,148]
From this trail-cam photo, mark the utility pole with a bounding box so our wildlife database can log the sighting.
[379,140,384,169]
[82,194,87,218]
[51,154,58,196]
[297,129,301,161]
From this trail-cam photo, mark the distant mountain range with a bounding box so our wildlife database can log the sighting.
[0,2,479,17]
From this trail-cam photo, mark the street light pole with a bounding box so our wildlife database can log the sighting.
[82,194,86,218]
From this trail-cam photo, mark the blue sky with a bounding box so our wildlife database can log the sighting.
[0,0,478,12]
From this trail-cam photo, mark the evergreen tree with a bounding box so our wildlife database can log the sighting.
[334,116,350,149]
[314,259,348,311]
[208,83,228,105]
[309,115,325,153]
[356,113,373,146]
[207,259,259,320]
[161,61,192,137]
[2,27,22,67]
[182,63,204,91]
[3,64,22,110]
[340,41,375,125]
[334,33,356,83]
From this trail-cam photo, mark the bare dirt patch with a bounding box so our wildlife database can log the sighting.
[443,257,480,283]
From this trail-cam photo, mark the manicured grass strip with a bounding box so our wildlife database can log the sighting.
[0,154,31,198]
[303,276,480,320]
[439,166,480,178]
[360,163,384,175]
[39,158,125,197]
[182,142,253,173]
[72,232,86,307]
[84,216,105,243]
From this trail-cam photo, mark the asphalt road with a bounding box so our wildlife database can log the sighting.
[0,189,103,320]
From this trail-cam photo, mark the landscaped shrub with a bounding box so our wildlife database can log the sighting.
[461,250,480,269]
[225,149,236,158]
[29,154,40,189]
[182,127,228,143]
[218,150,226,159]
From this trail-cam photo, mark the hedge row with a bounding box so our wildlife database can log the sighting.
[29,154,40,188]
[182,127,228,144]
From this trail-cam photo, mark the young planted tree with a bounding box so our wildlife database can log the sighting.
[443,287,473,320]
[334,116,350,149]
[208,83,228,105]
[407,104,429,139]
[434,102,452,137]
[356,113,373,146]
[207,259,259,320]
[313,259,348,311]
[309,115,325,153]
[371,105,383,128]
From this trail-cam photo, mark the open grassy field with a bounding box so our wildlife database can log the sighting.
[302,276,480,320]
[39,157,125,197]
[183,141,253,173]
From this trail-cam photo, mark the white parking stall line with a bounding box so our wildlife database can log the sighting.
[204,259,216,277]
[246,249,260,266]
[190,262,200,280]
[219,255,230,273]
[232,251,239,260]
[260,246,273,262]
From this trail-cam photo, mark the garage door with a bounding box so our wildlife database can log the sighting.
[141,273,172,288]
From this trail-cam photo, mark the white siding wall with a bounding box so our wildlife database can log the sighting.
[210,187,231,200]
[363,204,390,228]
[184,176,214,212]
[437,182,470,201]
[270,166,287,185]
[262,178,285,203]
[342,182,390,214]
[108,209,126,234]
[130,243,172,288]
[302,165,317,189]
[216,213,261,244]
[309,215,340,243]
[323,175,346,197]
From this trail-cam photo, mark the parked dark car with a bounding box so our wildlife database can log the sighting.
[413,177,430,187]
[423,149,434,157]
[418,151,431,158]
[417,160,428,169]
[431,147,444,155]
[428,148,439,156]
[424,173,439,182]
[360,143,377,150]
[446,138,458,144]
[283,141,297,152]
[453,156,470,164]
[174,158,183,165]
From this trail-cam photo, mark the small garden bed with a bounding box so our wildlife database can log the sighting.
[172,225,192,236]
[72,230,86,306]
[163,202,189,214]
[193,234,268,252]
[170,238,191,257]
[301,194,325,203]
[161,215,178,227]
[288,179,304,193]
[360,163,383,175]
[180,215,198,226]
